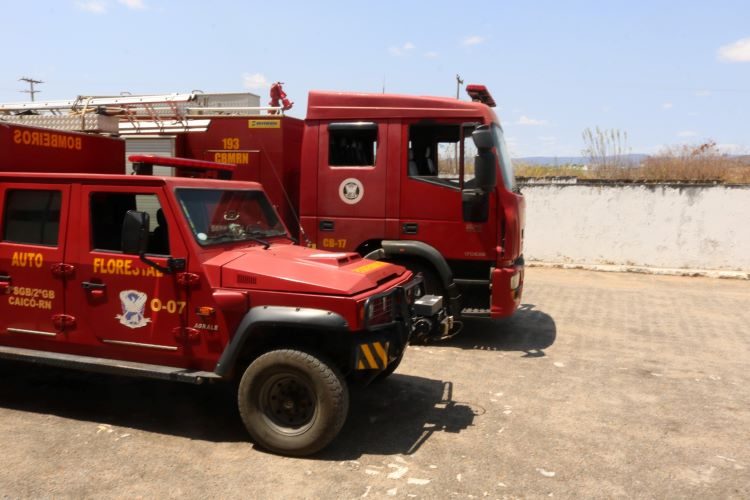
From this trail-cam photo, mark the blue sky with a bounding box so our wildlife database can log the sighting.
[1,0,748,157]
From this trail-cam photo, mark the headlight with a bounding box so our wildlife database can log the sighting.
[366,294,395,326]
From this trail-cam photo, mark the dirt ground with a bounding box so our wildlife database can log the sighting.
[1,268,748,499]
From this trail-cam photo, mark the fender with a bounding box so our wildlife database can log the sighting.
[366,240,453,289]
[365,240,461,316]
[214,305,348,377]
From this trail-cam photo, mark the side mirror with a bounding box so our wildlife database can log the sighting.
[471,125,494,149]
[472,125,498,192]
[122,210,149,255]
[474,151,497,192]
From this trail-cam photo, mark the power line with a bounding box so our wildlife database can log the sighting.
[19,77,43,101]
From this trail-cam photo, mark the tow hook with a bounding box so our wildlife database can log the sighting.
[411,295,463,343]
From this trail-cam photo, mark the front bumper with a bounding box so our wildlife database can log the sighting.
[490,256,524,319]
[353,274,424,371]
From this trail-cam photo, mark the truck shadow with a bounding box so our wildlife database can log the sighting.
[0,362,472,458]
[442,303,557,356]
[318,375,478,460]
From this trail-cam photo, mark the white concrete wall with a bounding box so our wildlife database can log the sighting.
[521,181,750,272]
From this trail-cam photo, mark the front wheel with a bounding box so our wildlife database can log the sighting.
[237,349,349,456]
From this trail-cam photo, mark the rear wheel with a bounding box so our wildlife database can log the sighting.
[386,258,445,297]
[237,349,349,456]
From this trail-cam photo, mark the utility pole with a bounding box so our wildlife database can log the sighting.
[19,77,43,101]
[455,74,464,99]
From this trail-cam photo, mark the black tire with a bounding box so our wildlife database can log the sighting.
[386,258,445,297]
[237,349,349,456]
[373,349,405,382]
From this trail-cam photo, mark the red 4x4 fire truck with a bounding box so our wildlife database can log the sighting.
[1,84,525,326]
[0,122,448,456]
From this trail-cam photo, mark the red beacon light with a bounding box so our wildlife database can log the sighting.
[465,84,497,107]
[128,155,236,180]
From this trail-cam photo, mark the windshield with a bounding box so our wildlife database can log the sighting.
[176,188,287,246]
[492,124,517,192]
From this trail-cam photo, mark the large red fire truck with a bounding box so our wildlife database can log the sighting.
[0,84,525,322]
[0,122,447,456]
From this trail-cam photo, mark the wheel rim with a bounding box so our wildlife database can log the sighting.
[259,373,317,435]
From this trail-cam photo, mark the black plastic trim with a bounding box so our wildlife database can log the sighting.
[214,306,349,377]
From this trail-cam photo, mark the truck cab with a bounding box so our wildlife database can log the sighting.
[299,88,525,319]
[0,124,434,456]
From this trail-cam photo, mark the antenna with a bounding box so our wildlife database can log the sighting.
[455,74,464,99]
[19,77,43,102]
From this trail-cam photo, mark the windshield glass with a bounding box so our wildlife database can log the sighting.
[176,188,286,246]
[492,124,517,192]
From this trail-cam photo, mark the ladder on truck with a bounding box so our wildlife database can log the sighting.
[0,92,283,134]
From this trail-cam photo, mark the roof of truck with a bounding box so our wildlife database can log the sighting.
[306,90,499,122]
[0,171,264,190]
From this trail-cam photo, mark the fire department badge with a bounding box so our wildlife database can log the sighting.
[116,290,151,329]
[339,178,364,205]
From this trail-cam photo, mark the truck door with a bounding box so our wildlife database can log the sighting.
[0,185,70,340]
[316,122,387,251]
[399,122,497,261]
[67,186,189,360]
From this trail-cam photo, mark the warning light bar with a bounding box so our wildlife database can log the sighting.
[128,155,236,180]
[465,84,497,108]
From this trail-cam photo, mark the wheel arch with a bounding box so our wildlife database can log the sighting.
[364,240,462,316]
[214,306,350,378]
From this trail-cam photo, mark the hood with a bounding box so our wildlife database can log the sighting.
[208,244,405,295]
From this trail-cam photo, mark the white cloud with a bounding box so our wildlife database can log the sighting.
[694,90,712,97]
[389,42,415,56]
[242,72,270,90]
[677,130,698,137]
[118,0,145,8]
[424,51,439,59]
[538,136,557,143]
[718,37,750,62]
[662,102,673,110]
[462,35,485,46]
[76,1,107,13]
[518,115,548,126]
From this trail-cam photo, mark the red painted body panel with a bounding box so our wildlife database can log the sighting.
[176,116,304,237]
[0,122,124,174]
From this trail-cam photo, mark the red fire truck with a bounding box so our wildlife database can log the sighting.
[0,122,447,456]
[0,84,525,323]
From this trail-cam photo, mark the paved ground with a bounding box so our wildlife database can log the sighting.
[1,268,749,499]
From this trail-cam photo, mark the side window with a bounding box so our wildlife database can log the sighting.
[2,189,62,246]
[90,192,169,255]
[408,123,477,188]
[328,123,378,166]
[462,124,478,185]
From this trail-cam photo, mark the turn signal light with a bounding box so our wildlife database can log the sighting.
[196,306,215,317]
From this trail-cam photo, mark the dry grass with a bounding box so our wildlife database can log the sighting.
[515,142,750,184]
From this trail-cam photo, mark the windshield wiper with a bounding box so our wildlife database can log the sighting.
[247,230,271,249]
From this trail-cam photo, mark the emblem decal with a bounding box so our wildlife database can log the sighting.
[116,290,151,329]
[339,178,364,205]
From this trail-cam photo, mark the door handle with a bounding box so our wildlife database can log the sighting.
[320,220,335,232]
[402,223,419,235]
[81,281,106,298]
[0,274,11,294]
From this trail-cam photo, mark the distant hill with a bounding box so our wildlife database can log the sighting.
[514,154,648,166]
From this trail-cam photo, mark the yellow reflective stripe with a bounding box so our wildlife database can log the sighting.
[360,344,378,369]
[373,342,388,367]
[357,359,366,370]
